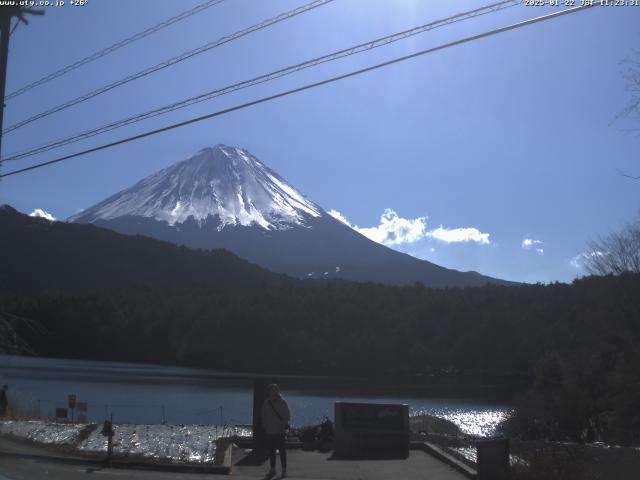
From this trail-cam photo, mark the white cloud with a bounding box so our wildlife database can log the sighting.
[522,238,542,249]
[570,251,606,269]
[522,237,544,255]
[355,209,427,246]
[29,209,55,221]
[426,226,490,244]
[569,254,582,269]
[328,208,490,246]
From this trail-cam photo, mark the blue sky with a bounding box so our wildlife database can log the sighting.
[0,0,638,283]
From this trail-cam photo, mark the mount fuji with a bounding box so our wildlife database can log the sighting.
[70,145,511,287]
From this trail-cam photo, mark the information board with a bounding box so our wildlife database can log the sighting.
[334,402,409,458]
[340,403,406,430]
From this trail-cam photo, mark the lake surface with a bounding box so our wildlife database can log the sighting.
[0,355,513,436]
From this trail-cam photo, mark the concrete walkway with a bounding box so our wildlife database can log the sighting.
[0,437,469,480]
[232,449,469,479]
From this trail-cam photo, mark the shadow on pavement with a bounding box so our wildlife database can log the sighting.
[235,449,270,466]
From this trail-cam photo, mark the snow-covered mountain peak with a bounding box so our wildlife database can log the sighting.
[69,144,322,230]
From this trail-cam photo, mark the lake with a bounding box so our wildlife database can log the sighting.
[0,355,513,436]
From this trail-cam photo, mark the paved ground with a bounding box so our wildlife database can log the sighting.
[233,449,468,480]
[0,437,468,480]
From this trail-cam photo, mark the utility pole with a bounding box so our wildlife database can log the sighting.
[0,6,44,160]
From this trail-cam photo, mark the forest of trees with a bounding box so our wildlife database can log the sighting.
[2,273,639,444]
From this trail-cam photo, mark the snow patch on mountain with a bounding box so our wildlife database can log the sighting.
[69,145,322,230]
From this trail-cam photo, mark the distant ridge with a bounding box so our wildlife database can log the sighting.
[0,205,291,292]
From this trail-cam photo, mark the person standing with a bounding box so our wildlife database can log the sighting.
[261,383,290,478]
[0,385,8,418]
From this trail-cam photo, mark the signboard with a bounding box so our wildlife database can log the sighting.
[68,394,77,409]
[77,402,88,412]
[341,403,406,430]
[55,408,68,419]
[334,402,409,458]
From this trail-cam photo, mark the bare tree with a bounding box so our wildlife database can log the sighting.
[613,49,640,180]
[616,49,640,131]
[585,216,640,275]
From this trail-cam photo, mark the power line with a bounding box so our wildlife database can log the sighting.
[0,3,598,180]
[2,0,521,164]
[2,0,335,135]
[9,18,19,37]
[4,0,226,101]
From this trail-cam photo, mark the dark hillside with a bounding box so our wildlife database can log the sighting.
[0,205,292,292]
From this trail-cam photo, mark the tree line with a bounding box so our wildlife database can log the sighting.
[2,273,639,444]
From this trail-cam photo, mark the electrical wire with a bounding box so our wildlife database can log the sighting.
[4,0,226,101]
[2,0,335,134]
[9,17,19,37]
[2,0,521,163]
[0,3,598,179]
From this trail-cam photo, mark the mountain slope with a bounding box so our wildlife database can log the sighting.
[0,205,291,292]
[70,145,321,230]
[71,145,513,287]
